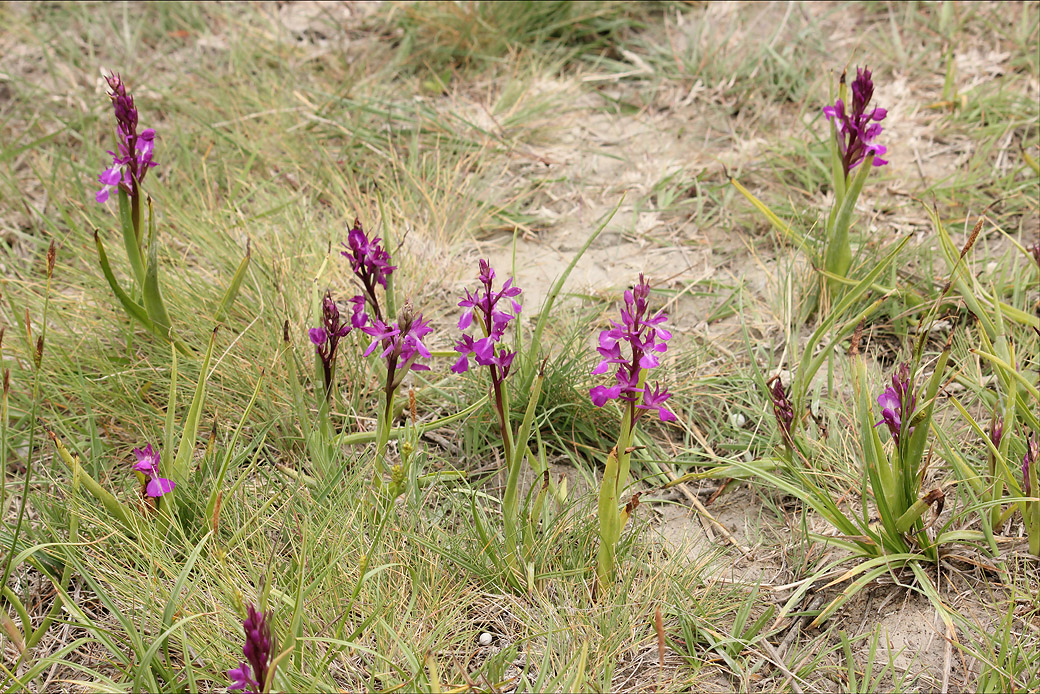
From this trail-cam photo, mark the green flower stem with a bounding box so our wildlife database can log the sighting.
[596,381,640,593]
[118,189,145,288]
[825,152,874,295]
[503,371,542,571]
[373,388,394,486]
[335,395,488,447]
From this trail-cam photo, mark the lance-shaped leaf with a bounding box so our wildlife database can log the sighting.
[49,429,134,532]
[118,189,146,288]
[142,197,174,339]
[95,229,153,329]
[170,327,218,486]
[214,240,251,322]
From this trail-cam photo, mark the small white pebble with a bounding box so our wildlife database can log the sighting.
[729,413,746,428]
[478,632,493,646]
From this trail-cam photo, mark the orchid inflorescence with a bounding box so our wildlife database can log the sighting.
[1024,434,1038,498]
[767,374,795,447]
[589,275,675,424]
[362,303,433,381]
[341,218,394,324]
[875,362,915,447]
[96,73,157,205]
[452,259,521,379]
[131,444,174,498]
[309,219,394,405]
[823,66,888,179]
[309,291,362,402]
[228,604,274,694]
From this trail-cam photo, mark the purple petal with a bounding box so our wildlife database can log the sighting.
[639,353,659,369]
[309,327,327,346]
[95,187,111,204]
[458,308,473,331]
[590,385,622,407]
[146,477,176,497]
[472,337,494,363]
[99,165,122,186]
[451,355,469,374]
[657,406,677,422]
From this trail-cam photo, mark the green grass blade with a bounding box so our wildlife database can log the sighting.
[171,327,218,485]
[214,240,251,323]
[520,197,621,394]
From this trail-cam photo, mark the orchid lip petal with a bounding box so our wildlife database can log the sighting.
[145,477,175,497]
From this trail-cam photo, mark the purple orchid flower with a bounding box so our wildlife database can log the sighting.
[361,303,433,382]
[228,603,273,694]
[96,74,157,204]
[589,275,675,424]
[310,291,356,402]
[132,443,175,498]
[768,375,795,444]
[875,362,915,447]
[340,218,395,323]
[451,259,521,378]
[1024,434,1038,497]
[823,66,888,179]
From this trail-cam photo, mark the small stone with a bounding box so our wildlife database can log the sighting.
[478,632,493,646]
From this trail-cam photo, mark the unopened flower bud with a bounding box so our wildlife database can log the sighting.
[397,302,414,332]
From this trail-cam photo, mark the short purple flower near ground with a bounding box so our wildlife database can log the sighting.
[451,259,521,378]
[589,275,676,423]
[228,603,274,694]
[823,66,888,179]
[96,73,157,204]
[768,375,795,444]
[1024,434,1038,497]
[132,443,175,498]
[875,362,915,447]
[989,416,1004,450]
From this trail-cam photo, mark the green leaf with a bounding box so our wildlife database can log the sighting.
[161,532,211,635]
[142,198,174,339]
[206,369,265,523]
[214,240,251,322]
[825,151,874,281]
[793,235,910,417]
[730,177,809,253]
[48,430,134,532]
[94,229,153,330]
[171,327,218,485]
[118,189,146,288]
[520,197,620,395]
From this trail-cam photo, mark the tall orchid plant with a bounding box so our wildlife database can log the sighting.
[822,66,889,295]
[451,260,542,576]
[589,276,675,591]
[92,73,249,354]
